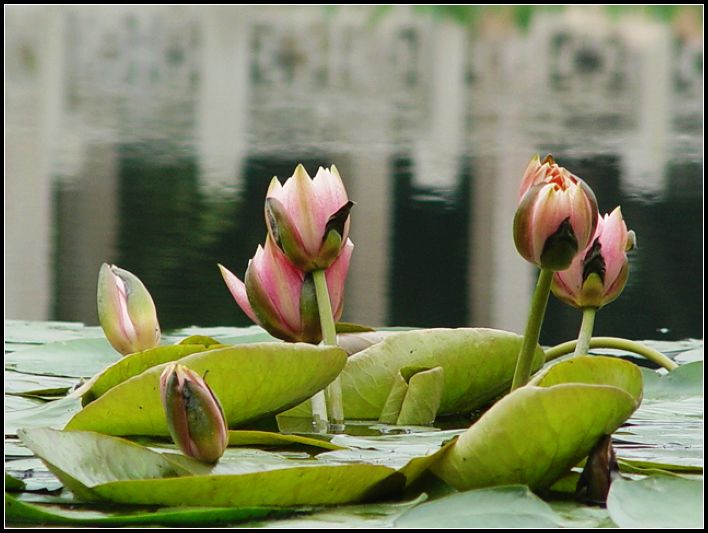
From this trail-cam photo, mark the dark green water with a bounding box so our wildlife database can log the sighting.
[5,6,703,345]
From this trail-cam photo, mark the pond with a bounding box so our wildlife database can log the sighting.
[5,6,703,345]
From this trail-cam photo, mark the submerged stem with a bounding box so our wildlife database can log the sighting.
[313,269,344,430]
[544,337,678,371]
[574,307,597,357]
[511,268,554,391]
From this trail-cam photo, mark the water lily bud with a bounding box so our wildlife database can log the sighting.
[513,155,599,270]
[265,164,354,271]
[97,263,161,356]
[552,207,636,309]
[160,364,228,463]
[218,236,353,343]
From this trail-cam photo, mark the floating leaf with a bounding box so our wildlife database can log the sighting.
[5,396,82,436]
[259,494,427,528]
[379,366,444,426]
[17,428,190,499]
[285,328,544,419]
[640,361,702,399]
[4,320,103,345]
[66,343,348,435]
[607,476,703,528]
[394,485,563,528]
[80,343,221,404]
[5,473,26,492]
[431,356,642,490]
[19,427,398,508]
[5,338,120,378]
[228,430,345,451]
[5,493,296,526]
[4,371,77,399]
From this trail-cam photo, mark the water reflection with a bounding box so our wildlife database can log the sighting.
[5,6,703,344]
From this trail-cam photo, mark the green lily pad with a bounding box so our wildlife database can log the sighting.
[17,428,190,500]
[66,343,348,435]
[5,396,82,436]
[641,361,703,399]
[5,493,297,526]
[5,338,120,378]
[607,476,703,528]
[255,494,427,528]
[228,430,345,451]
[394,485,564,528]
[4,320,103,345]
[5,473,26,492]
[285,328,544,419]
[4,371,78,398]
[18,427,398,508]
[80,343,221,405]
[379,366,444,426]
[92,464,398,507]
[431,356,642,491]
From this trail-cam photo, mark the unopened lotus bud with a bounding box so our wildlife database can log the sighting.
[97,263,160,355]
[160,364,228,463]
[513,155,599,271]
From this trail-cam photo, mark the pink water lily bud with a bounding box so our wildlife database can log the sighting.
[265,164,354,271]
[160,364,228,463]
[552,207,636,309]
[513,155,599,270]
[218,236,353,343]
[97,263,161,355]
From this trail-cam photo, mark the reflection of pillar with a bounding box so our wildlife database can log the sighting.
[196,7,251,191]
[341,152,392,327]
[620,19,670,196]
[54,144,119,324]
[5,7,64,320]
[412,20,466,190]
[467,39,533,334]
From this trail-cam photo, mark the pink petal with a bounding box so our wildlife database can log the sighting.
[253,238,304,331]
[278,164,322,257]
[325,239,354,321]
[518,155,545,200]
[218,263,260,325]
[597,208,629,290]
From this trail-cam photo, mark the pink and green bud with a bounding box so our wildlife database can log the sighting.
[97,263,161,356]
[552,207,636,309]
[218,236,353,344]
[265,164,353,272]
[159,363,228,463]
[513,155,599,271]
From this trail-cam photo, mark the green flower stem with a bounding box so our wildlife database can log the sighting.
[313,269,344,430]
[574,307,597,357]
[310,391,329,433]
[511,268,554,391]
[545,337,679,371]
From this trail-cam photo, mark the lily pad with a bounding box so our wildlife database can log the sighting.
[285,328,545,419]
[431,356,642,490]
[5,396,82,436]
[5,473,26,492]
[66,343,348,435]
[607,476,703,528]
[228,430,345,451]
[640,361,703,399]
[18,427,399,508]
[5,493,296,526]
[5,338,120,378]
[80,343,222,404]
[17,428,190,499]
[4,371,78,398]
[379,366,444,426]
[394,485,563,528]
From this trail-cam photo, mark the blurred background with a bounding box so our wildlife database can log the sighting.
[5,5,703,344]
